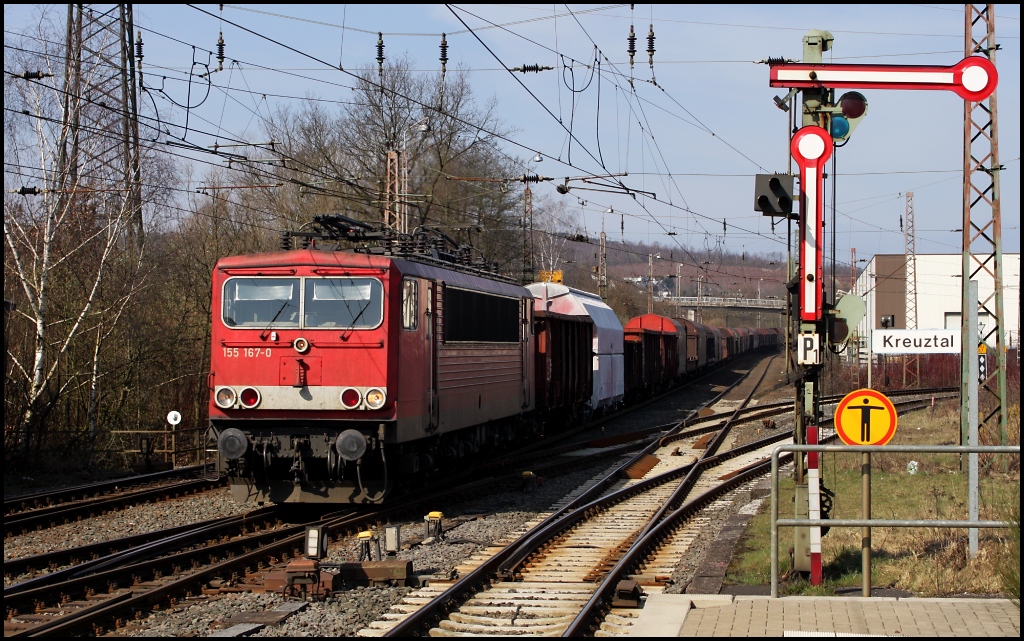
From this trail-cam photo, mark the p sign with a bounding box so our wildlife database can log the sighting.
[798,332,821,365]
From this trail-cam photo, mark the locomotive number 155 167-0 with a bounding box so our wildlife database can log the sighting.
[222,347,273,358]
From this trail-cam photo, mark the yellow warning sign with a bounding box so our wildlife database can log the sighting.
[978,342,987,355]
[834,389,898,446]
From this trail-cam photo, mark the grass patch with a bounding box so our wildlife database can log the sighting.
[726,400,1020,596]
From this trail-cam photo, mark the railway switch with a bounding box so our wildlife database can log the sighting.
[612,579,645,608]
[385,525,401,557]
[358,530,381,561]
[305,525,328,560]
[521,471,536,492]
[424,512,444,542]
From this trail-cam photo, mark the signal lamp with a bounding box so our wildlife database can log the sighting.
[239,387,261,408]
[293,337,310,353]
[830,116,850,140]
[215,386,237,409]
[365,388,386,409]
[831,91,868,143]
[340,387,361,409]
[754,174,794,216]
[840,91,867,119]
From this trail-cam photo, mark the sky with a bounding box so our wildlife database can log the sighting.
[4,4,1021,274]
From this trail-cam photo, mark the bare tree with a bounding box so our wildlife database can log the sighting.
[217,57,525,268]
[3,8,158,467]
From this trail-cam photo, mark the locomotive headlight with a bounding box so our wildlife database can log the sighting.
[239,387,261,409]
[340,387,362,409]
[336,429,367,461]
[365,388,386,409]
[215,386,237,409]
[218,427,249,459]
[293,337,310,354]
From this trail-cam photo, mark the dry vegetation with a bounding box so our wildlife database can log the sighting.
[728,399,1020,597]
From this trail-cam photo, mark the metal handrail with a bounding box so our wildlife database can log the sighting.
[770,443,1019,597]
[664,295,785,309]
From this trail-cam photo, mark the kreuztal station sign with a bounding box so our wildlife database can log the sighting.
[872,329,960,354]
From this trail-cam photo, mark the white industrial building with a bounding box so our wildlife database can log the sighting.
[849,253,1020,358]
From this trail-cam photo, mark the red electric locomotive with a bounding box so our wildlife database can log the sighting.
[210,218,535,504]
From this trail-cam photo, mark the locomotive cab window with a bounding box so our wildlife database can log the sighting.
[304,278,383,329]
[401,278,418,330]
[223,278,300,328]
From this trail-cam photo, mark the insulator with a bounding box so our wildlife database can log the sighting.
[627,25,636,67]
[300,236,310,250]
[217,32,225,67]
[764,56,788,66]
[647,25,655,65]
[376,32,385,68]
[135,31,144,61]
[439,34,448,71]
[280,232,293,251]
[520,174,541,183]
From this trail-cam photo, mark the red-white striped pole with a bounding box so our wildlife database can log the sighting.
[807,425,822,585]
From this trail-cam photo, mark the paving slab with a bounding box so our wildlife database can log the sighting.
[628,593,1020,637]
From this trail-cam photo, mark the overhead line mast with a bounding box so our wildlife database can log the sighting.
[903,192,920,389]
[961,4,1008,447]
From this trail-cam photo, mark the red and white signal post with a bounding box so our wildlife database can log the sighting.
[769,42,997,586]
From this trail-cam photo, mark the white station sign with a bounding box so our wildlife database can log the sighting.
[872,329,960,354]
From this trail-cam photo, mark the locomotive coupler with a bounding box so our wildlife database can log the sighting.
[290,443,307,485]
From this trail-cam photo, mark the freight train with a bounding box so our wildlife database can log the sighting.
[208,216,780,504]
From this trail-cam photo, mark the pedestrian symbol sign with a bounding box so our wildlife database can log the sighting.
[834,389,898,446]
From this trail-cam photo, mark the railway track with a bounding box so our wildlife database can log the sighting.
[2,347,952,636]
[4,474,227,538]
[363,352,778,636]
[363,372,954,636]
[0,354,778,634]
[4,465,211,516]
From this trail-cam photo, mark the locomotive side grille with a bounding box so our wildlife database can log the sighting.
[438,347,523,388]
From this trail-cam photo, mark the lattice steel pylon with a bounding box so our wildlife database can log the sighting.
[60,4,143,244]
[383,150,401,231]
[522,184,534,284]
[599,229,608,302]
[903,193,920,388]
[961,4,1008,445]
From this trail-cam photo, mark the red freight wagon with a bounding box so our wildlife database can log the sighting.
[623,314,680,400]
[675,318,714,374]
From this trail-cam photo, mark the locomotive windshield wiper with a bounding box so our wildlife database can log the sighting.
[340,298,373,341]
[260,298,292,340]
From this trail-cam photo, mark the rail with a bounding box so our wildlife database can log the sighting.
[769,443,1019,598]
